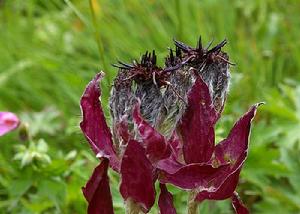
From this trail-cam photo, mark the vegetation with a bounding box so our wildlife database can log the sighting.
[0,0,299,213]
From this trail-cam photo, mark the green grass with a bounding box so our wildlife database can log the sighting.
[0,0,300,213]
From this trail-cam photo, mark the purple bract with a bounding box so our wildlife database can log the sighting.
[80,38,261,214]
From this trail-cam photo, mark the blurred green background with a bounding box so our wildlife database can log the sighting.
[0,0,300,213]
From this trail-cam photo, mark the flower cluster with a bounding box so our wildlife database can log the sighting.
[80,37,261,214]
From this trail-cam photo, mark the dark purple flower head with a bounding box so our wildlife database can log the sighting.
[80,38,261,214]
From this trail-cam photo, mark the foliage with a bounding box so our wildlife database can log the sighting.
[0,0,299,213]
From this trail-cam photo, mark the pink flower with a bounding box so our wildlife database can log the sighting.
[0,112,20,136]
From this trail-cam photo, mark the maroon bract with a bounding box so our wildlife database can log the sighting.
[120,139,156,212]
[158,183,177,214]
[231,192,249,214]
[80,72,120,172]
[178,76,219,164]
[82,159,114,214]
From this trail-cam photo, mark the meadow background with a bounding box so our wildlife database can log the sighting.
[1,0,300,213]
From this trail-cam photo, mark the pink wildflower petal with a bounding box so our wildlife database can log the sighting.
[178,76,219,164]
[133,103,170,163]
[82,159,114,214]
[80,72,119,171]
[158,183,177,214]
[0,112,20,136]
[120,139,156,212]
[231,192,249,214]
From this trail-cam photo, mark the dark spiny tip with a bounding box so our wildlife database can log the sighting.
[117,61,135,68]
[173,38,192,52]
[207,39,227,54]
[169,49,174,62]
[197,36,202,50]
[205,38,214,50]
[176,46,182,58]
[152,50,157,65]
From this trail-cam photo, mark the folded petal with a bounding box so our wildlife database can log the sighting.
[231,192,249,214]
[195,169,240,201]
[178,76,219,164]
[195,103,261,201]
[0,112,20,136]
[158,183,177,214]
[80,72,119,171]
[133,103,170,163]
[158,162,230,190]
[120,139,156,212]
[213,104,261,168]
[82,159,114,214]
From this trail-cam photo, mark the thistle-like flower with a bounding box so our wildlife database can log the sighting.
[80,37,261,214]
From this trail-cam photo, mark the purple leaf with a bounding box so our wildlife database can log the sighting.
[158,183,177,214]
[133,103,170,163]
[0,112,19,136]
[120,139,156,212]
[80,72,119,171]
[231,192,249,214]
[82,159,114,214]
[178,76,219,164]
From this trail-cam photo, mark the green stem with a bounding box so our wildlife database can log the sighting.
[187,191,199,214]
[175,0,183,40]
[88,0,109,83]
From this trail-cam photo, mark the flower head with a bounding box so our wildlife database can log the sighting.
[80,38,261,214]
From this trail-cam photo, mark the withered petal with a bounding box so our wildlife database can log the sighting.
[133,103,170,163]
[195,169,240,201]
[158,162,230,190]
[158,183,177,214]
[178,76,219,164]
[80,72,119,171]
[120,139,156,212]
[82,159,114,214]
[231,192,249,214]
[195,103,261,202]
[213,103,262,173]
